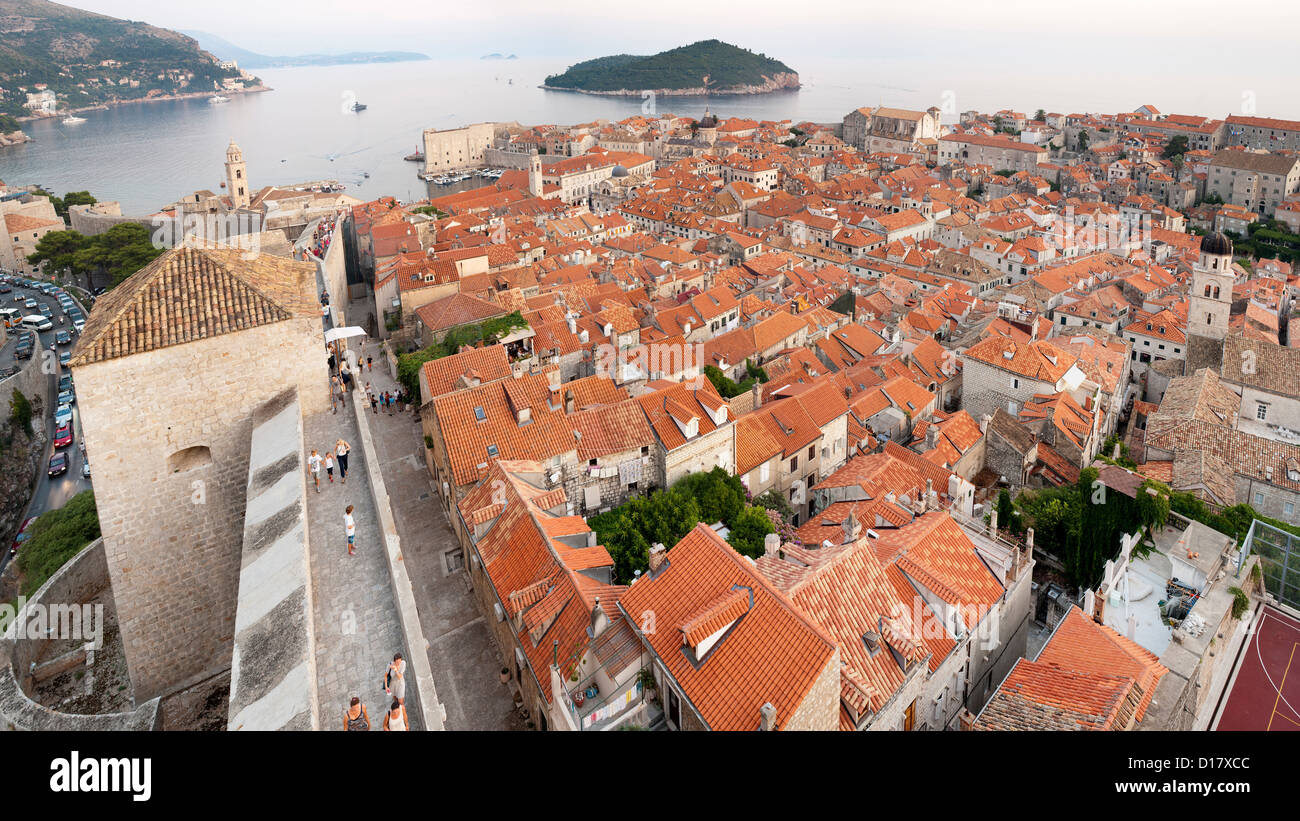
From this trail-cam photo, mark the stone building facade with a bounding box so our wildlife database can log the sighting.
[69,246,328,701]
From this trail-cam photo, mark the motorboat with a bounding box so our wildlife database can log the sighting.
[62,115,86,125]
[351,102,367,112]
[209,95,229,104]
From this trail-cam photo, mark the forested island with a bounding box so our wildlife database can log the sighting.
[543,40,799,96]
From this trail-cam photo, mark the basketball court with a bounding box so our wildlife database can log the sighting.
[1215,606,1300,731]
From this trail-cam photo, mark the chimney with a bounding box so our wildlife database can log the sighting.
[759,702,777,731]
[1112,440,1121,460]
[842,511,862,544]
[925,424,939,451]
[958,709,976,731]
[564,389,575,415]
[763,532,781,558]
[990,506,999,535]
[566,315,577,334]
[751,380,762,409]
[980,414,991,434]
[648,542,667,572]
[1025,527,1035,565]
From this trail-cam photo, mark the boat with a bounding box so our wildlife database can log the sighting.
[362,172,370,179]
[62,115,86,125]
[351,102,367,112]
[209,95,229,104]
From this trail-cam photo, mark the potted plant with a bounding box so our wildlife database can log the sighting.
[637,668,657,701]
[499,667,510,684]
[572,689,586,708]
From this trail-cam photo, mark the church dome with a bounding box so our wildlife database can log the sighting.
[698,108,718,129]
[611,165,629,178]
[1200,231,1232,257]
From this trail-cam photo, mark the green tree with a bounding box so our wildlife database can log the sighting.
[1077,131,1089,151]
[995,489,1019,535]
[753,488,795,522]
[27,223,164,288]
[728,505,776,559]
[1034,108,1046,121]
[677,467,746,527]
[15,490,101,596]
[1162,135,1189,159]
[9,389,33,437]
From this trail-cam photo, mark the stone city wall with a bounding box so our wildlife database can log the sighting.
[227,390,319,730]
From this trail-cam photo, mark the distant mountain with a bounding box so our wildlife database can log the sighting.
[480,53,518,60]
[543,39,798,96]
[184,30,428,69]
[0,0,253,117]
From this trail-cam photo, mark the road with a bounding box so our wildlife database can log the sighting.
[1,277,92,574]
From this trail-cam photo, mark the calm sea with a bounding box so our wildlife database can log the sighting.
[0,56,1288,215]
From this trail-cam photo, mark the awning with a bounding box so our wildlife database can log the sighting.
[324,326,367,343]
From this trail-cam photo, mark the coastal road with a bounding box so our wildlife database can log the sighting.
[0,276,91,575]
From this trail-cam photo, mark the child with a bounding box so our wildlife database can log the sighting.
[345,504,356,556]
[324,450,335,483]
[308,449,322,493]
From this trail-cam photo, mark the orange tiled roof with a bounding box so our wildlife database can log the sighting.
[620,524,837,731]
[70,246,316,367]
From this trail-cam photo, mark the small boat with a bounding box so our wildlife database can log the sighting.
[62,115,86,125]
[362,172,370,178]
[209,95,229,104]
[351,102,367,112]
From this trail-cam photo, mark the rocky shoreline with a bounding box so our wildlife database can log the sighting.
[14,84,273,124]
[542,71,800,97]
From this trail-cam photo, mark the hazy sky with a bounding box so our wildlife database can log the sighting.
[68,0,1300,62]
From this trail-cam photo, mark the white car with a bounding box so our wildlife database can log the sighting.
[54,403,72,426]
[81,460,91,478]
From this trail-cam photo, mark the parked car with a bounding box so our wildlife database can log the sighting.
[37,303,52,318]
[9,516,35,556]
[13,342,32,360]
[54,423,73,448]
[54,403,72,426]
[48,452,68,477]
[0,283,10,294]
[81,460,91,479]
[23,298,36,309]
[58,373,73,393]
[57,389,75,406]
[73,319,85,333]
[92,287,106,296]
[55,330,71,346]
[58,350,70,366]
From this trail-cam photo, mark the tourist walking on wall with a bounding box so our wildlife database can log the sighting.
[324,450,335,483]
[384,653,406,705]
[382,699,407,731]
[335,438,351,483]
[344,697,369,731]
[308,449,323,493]
[345,504,356,556]
[330,375,342,414]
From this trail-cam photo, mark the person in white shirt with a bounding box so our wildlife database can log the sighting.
[308,449,322,493]
[345,504,356,556]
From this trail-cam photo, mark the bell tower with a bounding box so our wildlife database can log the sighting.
[1189,231,1234,342]
[225,139,250,209]
[528,150,542,197]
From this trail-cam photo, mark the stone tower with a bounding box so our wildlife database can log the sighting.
[528,151,542,197]
[225,139,250,209]
[68,246,329,701]
[1185,231,1235,372]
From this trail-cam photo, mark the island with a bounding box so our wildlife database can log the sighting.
[0,0,263,119]
[481,53,518,61]
[543,39,798,96]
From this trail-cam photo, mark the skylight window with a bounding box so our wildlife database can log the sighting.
[474,406,486,421]
[487,444,499,457]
